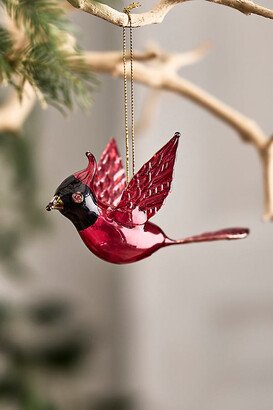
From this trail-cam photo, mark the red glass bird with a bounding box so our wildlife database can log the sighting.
[46,133,249,264]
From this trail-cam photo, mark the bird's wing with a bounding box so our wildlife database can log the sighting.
[93,138,126,208]
[112,133,180,227]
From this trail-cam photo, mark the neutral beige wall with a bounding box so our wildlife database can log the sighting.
[7,2,273,409]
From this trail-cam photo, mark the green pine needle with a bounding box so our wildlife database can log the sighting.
[2,0,69,41]
[0,0,96,110]
[0,27,13,83]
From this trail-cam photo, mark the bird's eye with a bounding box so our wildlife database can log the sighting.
[72,192,84,204]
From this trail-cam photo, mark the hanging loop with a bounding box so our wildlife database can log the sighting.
[123,2,141,21]
[122,24,130,183]
[123,3,140,183]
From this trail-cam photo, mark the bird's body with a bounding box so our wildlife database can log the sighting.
[46,134,249,264]
[79,216,166,264]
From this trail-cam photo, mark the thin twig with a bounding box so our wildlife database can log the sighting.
[261,138,273,220]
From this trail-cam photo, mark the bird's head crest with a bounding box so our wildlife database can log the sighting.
[73,152,97,189]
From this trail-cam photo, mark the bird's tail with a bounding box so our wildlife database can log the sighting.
[165,227,249,246]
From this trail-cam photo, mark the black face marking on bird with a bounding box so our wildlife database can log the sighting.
[46,175,99,231]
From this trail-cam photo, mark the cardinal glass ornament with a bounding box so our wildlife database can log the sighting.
[46,133,249,264]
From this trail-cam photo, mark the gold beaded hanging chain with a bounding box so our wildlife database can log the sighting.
[123,2,140,183]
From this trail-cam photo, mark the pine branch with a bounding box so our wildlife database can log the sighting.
[0,0,96,110]
[20,42,95,110]
[2,0,69,41]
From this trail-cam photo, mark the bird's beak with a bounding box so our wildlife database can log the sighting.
[46,195,64,211]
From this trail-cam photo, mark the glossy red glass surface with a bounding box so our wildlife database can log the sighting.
[47,134,249,264]
[79,215,249,264]
[79,215,165,264]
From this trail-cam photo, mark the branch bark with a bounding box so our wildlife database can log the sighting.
[67,0,273,27]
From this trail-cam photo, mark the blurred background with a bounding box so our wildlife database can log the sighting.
[1,0,273,409]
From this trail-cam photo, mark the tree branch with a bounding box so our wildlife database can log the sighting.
[84,47,267,149]
[67,0,273,27]
[0,83,36,134]
[83,45,273,219]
